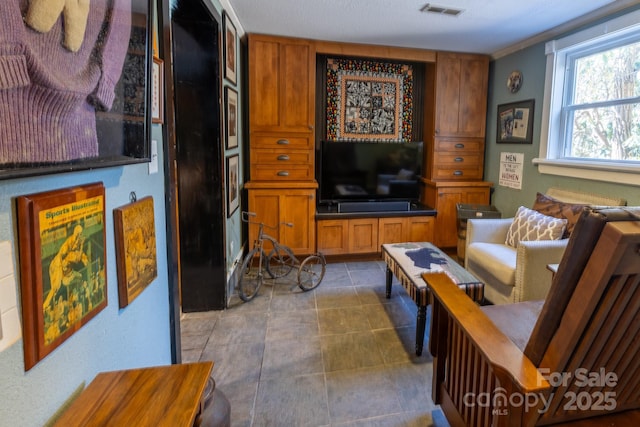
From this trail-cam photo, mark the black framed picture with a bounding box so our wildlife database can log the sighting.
[223,12,237,84]
[226,155,239,217]
[0,0,153,180]
[225,87,238,150]
[497,99,535,144]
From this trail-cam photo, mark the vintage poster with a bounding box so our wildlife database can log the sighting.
[17,183,107,370]
[499,152,524,189]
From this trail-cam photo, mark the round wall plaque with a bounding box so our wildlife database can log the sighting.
[507,70,523,93]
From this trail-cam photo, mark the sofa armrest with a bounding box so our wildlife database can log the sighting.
[513,239,569,302]
[466,217,513,245]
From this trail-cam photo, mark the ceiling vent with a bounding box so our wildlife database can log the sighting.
[420,3,464,17]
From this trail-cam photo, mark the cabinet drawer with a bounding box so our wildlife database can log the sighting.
[435,139,484,152]
[432,165,483,180]
[251,149,313,165]
[250,164,315,181]
[433,152,482,166]
[251,134,313,149]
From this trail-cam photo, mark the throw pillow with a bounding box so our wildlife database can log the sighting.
[532,192,587,237]
[505,206,568,248]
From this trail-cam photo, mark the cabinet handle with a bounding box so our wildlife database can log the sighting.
[277,139,290,145]
[454,157,464,162]
[277,155,290,161]
[277,171,290,176]
[453,170,463,176]
[455,143,465,149]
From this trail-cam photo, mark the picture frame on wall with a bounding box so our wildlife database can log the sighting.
[223,12,237,84]
[16,183,108,371]
[113,196,158,308]
[226,155,239,217]
[225,87,239,149]
[497,99,535,144]
[152,57,164,124]
[0,0,154,180]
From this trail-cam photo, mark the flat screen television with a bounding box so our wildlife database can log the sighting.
[318,140,424,205]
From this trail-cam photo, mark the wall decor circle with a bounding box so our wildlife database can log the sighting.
[507,70,523,93]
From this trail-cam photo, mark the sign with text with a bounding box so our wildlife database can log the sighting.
[499,152,524,189]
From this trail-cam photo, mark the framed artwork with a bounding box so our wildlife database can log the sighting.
[16,183,107,371]
[223,12,237,84]
[497,99,535,144]
[152,57,164,124]
[225,87,239,149]
[113,196,158,308]
[226,155,239,217]
[0,0,153,180]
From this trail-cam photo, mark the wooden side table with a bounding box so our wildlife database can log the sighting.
[53,362,213,426]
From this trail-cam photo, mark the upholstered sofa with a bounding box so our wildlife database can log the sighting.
[465,187,626,305]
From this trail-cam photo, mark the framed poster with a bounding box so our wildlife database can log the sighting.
[226,155,239,217]
[0,0,153,180]
[16,183,107,371]
[114,196,157,308]
[225,87,239,149]
[152,57,164,124]
[497,99,535,144]
[223,11,237,84]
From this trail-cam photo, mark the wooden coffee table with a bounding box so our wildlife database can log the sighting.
[382,242,484,355]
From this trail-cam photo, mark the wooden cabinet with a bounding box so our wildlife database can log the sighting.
[247,35,317,255]
[246,183,316,255]
[317,216,435,255]
[424,180,492,248]
[433,52,489,139]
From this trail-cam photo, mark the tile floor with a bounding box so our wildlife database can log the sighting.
[181,260,449,427]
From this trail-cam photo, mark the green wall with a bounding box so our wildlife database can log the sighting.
[484,6,640,217]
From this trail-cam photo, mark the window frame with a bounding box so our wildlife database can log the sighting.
[534,9,640,186]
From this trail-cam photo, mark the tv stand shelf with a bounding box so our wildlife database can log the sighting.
[316,203,436,255]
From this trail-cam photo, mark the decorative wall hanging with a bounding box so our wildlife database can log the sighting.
[226,155,239,217]
[16,183,107,371]
[152,57,164,124]
[114,195,157,308]
[326,58,413,142]
[225,87,239,149]
[0,0,153,180]
[223,12,237,84]
[497,99,535,144]
[507,70,523,93]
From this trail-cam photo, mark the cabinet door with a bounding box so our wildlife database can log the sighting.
[247,188,316,255]
[378,217,408,245]
[430,186,490,248]
[407,216,435,243]
[348,218,379,254]
[435,53,489,138]
[317,219,349,255]
[248,36,314,134]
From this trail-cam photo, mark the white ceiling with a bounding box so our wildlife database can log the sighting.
[224,0,638,56]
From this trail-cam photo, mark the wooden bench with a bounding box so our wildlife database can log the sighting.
[381,242,484,356]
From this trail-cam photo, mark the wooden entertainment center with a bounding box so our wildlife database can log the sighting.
[246,34,492,255]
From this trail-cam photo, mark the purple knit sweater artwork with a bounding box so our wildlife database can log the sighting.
[0,0,132,164]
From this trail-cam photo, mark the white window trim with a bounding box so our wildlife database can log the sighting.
[534,8,640,187]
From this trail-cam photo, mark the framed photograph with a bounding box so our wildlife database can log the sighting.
[152,57,164,124]
[0,0,153,180]
[223,12,237,84]
[16,183,107,371]
[225,87,239,149]
[497,99,535,144]
[226,155,239,217]
[113,196,158,308]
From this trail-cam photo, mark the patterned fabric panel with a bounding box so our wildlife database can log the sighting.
[532,192,587,237]
[505,206,568,248]
[383,243,484,306]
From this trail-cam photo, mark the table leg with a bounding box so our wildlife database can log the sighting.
[416,305,427,356]
[385,267,392,299]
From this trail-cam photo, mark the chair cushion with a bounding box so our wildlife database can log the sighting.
[532,192,587,237]
[466,242,517,287]
[505,206,567,248]
[481,300,544,351]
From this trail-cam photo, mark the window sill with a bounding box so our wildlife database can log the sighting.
[532,158,640,187]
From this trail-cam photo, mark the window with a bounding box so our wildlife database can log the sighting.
[535,9,640,186]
